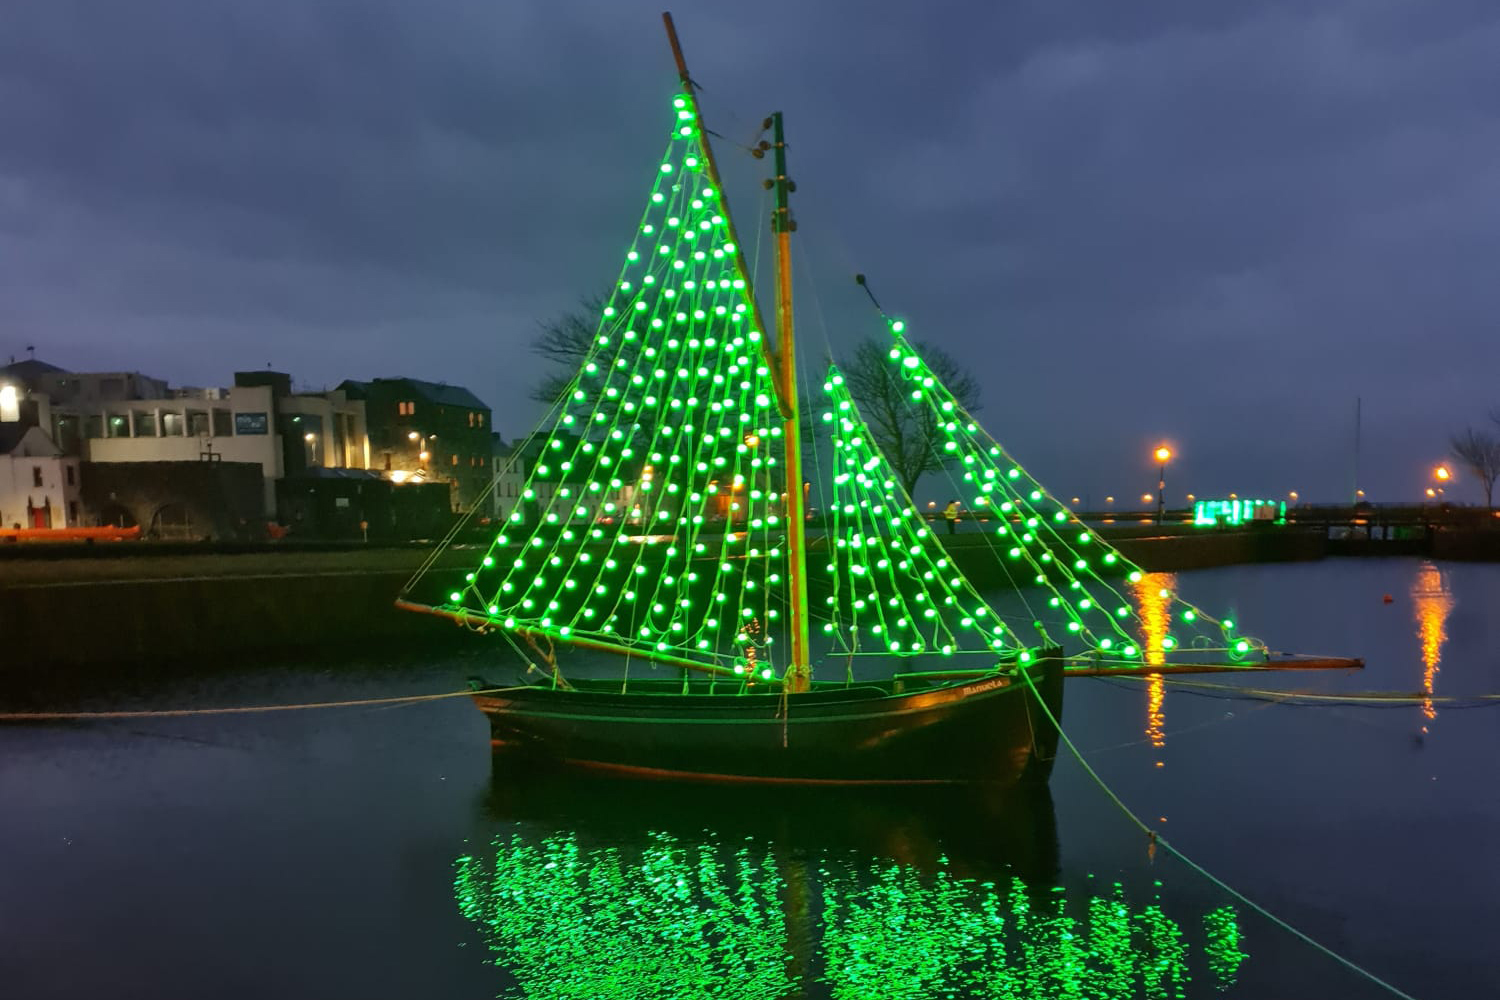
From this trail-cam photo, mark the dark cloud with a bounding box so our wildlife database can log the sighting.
[2,0,1497,503]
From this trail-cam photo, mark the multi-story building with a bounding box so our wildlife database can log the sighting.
[1,360,369,518]
[340,377,493,511]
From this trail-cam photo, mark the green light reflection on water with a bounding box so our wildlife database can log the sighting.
[455,833,1245,1000]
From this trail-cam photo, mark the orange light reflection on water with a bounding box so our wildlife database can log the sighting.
[1130,572,1177,750]
[1410,562,1453,722]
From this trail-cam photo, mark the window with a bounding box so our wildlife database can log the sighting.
[162,412,185,436]
[397,401,415,416]
[450,453,459,466]
[187,410,210,436]
[133,411,158,437]
[479,456,486,467]
[66,465,75,486]
[85,414,104,439]
[212,409,233,437]
[234,412,269,435]
[477,412,484,428]
[468,411,476,427]
[106,414,130,438]
[32,466,43,487]
[68,501,79,524]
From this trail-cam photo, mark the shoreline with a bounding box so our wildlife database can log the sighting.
[4,527,1494,673]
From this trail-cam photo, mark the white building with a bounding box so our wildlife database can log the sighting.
[81,384,286,511]
[1,360,370,517]
[0,425,81,530]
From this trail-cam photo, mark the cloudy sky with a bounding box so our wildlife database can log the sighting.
[3,0,1498,505]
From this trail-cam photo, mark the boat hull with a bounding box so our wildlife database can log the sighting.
[471,656,1065,786]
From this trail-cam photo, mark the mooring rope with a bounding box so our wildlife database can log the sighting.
[1021,669,1424,1000]
[0,686,524,723]
[1102,674,1500,708]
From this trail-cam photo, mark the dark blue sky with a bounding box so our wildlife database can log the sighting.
[3,1,1497,505]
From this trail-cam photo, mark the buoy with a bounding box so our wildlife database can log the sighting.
[1382,594,1393,604]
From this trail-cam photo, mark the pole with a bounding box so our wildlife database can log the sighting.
[769,112,812,693]
[1352,395,1361,505]
[662,13,808,689]
[661,12,787,414]
[1157,460,1166,525]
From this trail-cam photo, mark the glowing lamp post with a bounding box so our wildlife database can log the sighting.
[1153,446,1172,525]
[408,430,436,472]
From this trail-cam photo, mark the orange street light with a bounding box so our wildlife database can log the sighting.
[1435,465,1451,482]
[1152,446,1172,524]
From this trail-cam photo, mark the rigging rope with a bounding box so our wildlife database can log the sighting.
[0,686,524,723]
[1020,669,1425,1000]
[1104,674,1500,708]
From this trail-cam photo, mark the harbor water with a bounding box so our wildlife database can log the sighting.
[2,557,1496,999]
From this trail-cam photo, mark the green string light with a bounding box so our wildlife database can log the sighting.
[876,317,1269,667]
[820,366,1032,660]
[438,90,785,675]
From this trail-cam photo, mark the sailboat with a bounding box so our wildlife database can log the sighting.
[396,13,1357,785]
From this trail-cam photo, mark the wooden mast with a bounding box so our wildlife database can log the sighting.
[661,13,812,692]
[768,111,812,692]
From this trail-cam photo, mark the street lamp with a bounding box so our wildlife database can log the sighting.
[407,430,436,469]
[1432,465,1450,501]
[1153,446,1172,525]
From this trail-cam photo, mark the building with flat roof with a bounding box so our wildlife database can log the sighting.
[2,359,369,516]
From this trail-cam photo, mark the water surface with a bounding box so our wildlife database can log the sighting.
[2,558,1495,998]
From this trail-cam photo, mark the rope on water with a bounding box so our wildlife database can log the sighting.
[1101,674,1500,708]
[0,686,524,723]
[1022,669,1425,1000]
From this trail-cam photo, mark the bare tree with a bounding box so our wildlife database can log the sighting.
[841,338,982,497]
[1449,426,1500,508]
[529,295,609,405]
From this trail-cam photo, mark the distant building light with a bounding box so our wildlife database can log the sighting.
[1194,498,1286,527]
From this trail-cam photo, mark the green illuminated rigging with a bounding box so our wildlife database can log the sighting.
[432,86,1269,680]
[874,316,1269,668]
[818,367,1032,661]
[438,90,791,677]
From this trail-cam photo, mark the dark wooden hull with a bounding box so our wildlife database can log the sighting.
[471,656,1065,786]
